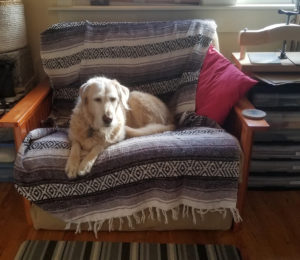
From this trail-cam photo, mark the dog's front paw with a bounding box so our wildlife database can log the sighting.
[65,158,79,179]
[78,159,95,176]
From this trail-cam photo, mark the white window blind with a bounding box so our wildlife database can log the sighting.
[72,0,296,5]
[237,0,293,4]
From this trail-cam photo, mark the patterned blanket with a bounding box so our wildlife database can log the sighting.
[14,113,242,234]
[14,20,242,234]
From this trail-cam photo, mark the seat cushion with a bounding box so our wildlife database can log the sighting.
[14,113,242,231]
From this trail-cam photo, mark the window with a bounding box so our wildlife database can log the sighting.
[237,0,293,4]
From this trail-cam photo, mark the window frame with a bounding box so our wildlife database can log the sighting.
[237,0,293,4]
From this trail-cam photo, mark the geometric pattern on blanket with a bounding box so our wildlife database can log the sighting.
[40,19,217,119]
[14,113,242,234]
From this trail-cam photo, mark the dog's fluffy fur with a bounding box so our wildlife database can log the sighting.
[65,76,174,178]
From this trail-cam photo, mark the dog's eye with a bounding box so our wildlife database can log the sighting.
[110,97,116,102]
[94,97,102,102]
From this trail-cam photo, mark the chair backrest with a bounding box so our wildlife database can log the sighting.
[40,20,217,116]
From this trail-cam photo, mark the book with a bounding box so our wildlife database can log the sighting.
[0,128,14,142]
[0,141,16,163]
[0,162,14,182]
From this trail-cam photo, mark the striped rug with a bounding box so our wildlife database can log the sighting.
[15,240,242,260]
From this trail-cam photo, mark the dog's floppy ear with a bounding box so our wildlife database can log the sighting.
[113,80,130,110]
[79,82,89,105]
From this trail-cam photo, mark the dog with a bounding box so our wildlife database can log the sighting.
[65,76,174,178]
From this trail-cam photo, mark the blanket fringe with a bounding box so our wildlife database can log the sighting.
[149,207,154,220]
[127,215,133,229]
[162,209,168,224]
[230,208,243,223]
[119,217,123,230]
[67,205,242,237]
[88,221,92,231]
[75,223,81,234]
[156,207,161,221]
[133,212,140,224]
[93,220,104,238]
[141,209,146,223]
[65,222,71,230]
[108,218,114,232]
[192,207,197,224]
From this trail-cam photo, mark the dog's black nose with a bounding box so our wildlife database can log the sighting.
[102,115,113,125]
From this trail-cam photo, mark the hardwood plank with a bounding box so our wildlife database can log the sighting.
[1,183,300,260]
[0,184,30,260]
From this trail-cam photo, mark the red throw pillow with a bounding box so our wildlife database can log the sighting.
[196,45,257,124]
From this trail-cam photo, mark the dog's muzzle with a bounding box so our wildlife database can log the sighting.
[102,115,113,126]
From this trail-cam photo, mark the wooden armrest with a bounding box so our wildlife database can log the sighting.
[0,79,52,226]
[234,97,269,131]
[225,97,269,231]
[0,79,51,128]
[224,97,269,141]
[0,79,52,150]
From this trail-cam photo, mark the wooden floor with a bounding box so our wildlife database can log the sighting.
[1,183,300,260]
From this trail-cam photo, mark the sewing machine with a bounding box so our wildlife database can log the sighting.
[232,4,300,73]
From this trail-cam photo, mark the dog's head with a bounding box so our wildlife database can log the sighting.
[79,77,130,130]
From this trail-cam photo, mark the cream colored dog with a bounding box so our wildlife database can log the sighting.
[65,76,174,178]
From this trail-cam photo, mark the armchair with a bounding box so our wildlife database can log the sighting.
[0,20,269,233]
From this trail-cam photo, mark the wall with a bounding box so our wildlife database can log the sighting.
[21,0,290,79]
[22,0,58,78]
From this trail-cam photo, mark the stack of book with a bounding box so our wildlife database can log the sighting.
[0,128,15,182]
[0,92,25,117]
[0,47,35,182]
[248,83,300,189]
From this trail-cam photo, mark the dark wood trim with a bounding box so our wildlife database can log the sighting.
[225,97,269,230]
[0,79,52,151]
[0,79,52,226]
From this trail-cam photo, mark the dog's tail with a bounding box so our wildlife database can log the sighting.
[126,124,175,138]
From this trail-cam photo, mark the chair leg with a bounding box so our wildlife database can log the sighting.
[23,198,33,226]
[234,127,254,232]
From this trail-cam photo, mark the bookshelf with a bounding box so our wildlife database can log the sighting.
[232,52,300,189]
